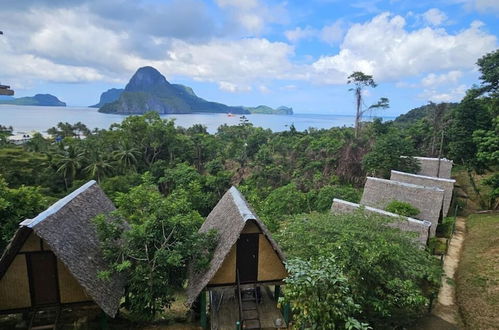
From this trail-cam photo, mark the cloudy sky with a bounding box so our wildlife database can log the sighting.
[0,0,497,115]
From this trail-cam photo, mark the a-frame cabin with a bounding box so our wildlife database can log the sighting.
[0,181,124,327]
[187,187,288,329]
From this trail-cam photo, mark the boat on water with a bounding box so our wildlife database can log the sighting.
[227,113,235,117]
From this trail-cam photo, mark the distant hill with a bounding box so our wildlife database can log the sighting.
[0,94,66,106]
[90,88,124,108]
[99,67,249,115]
[393,102,457,125]
[245,105,293,115]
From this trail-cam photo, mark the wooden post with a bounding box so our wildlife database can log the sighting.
[283,302,291,324]
[274,285,281,302]
[199,290,207,329]
[99,310,109,330]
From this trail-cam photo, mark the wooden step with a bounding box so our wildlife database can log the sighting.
[242,301,257,310]
[242,319,261,329]
[29,307,60,330]
[243,309,259,320]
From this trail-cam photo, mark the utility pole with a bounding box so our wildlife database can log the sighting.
[0,30,14,95]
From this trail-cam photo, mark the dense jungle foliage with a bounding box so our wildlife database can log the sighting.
[0,49,497,327]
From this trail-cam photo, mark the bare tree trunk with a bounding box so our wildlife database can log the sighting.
[354,88,362,138]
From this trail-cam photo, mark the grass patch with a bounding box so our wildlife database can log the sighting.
[456,213,499,329]
[428,237,448,255]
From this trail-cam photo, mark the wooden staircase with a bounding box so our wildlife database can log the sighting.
[237,270,261,329]
[29,306,61,330]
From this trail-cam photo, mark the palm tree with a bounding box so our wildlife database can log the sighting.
[113,141,140,173]
[56,145,84,190]
[84,154,113,183]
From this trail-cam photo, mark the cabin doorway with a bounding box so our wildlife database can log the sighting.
[27,252,59,306]
[237,233,259,283]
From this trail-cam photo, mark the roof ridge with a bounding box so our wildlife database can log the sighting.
[391,170,455,183]
[366,176,445,192]
[20,180,97,228]
[229,186,256,221]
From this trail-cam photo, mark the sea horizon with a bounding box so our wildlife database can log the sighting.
[0,104,396,134]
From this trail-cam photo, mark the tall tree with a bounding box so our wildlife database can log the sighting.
[347,72,389,137]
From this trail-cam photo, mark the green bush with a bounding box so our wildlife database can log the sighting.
[436,217,456,238]
[385,200,420,217]
[277,212,441,328]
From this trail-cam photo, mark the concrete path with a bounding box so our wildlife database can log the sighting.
[432,217,466,325]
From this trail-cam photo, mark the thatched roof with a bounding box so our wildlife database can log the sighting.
[390,170,455,216]
[331,198,431,247]
[186,186,285,307]
[0,181,124,317]
[361,177,444,237]
[401,156,453,179]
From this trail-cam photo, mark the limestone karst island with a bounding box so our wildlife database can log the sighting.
[0,2,498,330]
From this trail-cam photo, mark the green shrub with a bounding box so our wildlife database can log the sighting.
[436,217,456,238]
[277,212,441,328]
[385,200,420,217]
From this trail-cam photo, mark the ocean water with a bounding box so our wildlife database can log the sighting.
[0,105,394,134]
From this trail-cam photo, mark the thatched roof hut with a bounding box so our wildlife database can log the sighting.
[390,170,455,216]
[331,198,431,246]
[361,177,444,236]
[186,186,287,307]
[0,85,14,96]
[0,181,124,317]
[406,156,453,179]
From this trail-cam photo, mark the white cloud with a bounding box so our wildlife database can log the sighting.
[0,4,297,91]
[453,0,499,13]
[423,8,447,26]
[218,81,252,92]
[285,26,316,43]
[258,85,271,93]
[419,84,468,102]
[310,13,497,84]
[285,21,344,45]
[421,71,463,87]
[215,0,288,35]
[320,21,345,45]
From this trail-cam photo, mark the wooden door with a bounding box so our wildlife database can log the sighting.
[237,233,259,283]
[27,252,59,306]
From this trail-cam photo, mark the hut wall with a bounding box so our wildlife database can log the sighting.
[331,199,430,246]
[360,177,444,236]
[257,236,287,281]
[209,246,236,285]
[208,221,286,285]
[241,222,260,234]
[57,260,92,303]
[20,232,41,252]
[0,255,31,310]
[413,157,453,179]
[391,170,455,216]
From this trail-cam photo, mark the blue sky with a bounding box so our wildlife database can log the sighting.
[0,0,497,115]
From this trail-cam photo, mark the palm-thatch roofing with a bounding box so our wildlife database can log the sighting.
[401,156,453,179]
[0,181,124,317]
[390,170,455,216]
[186,186,286,307]
[331,198,431,246]
[361,177,444,237]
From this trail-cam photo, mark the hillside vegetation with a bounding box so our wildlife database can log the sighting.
[0,49,497,327]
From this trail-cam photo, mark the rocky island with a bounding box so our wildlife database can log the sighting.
[96,66,292,115]
[0,94,66,106]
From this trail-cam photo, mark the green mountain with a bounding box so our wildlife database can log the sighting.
[0,94,66,106]
[90,88,124,108]
[393,102,457,125]
[245,105,293,115]
[99,67,249,114]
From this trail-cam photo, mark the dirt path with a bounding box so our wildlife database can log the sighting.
[432,217,466,325]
